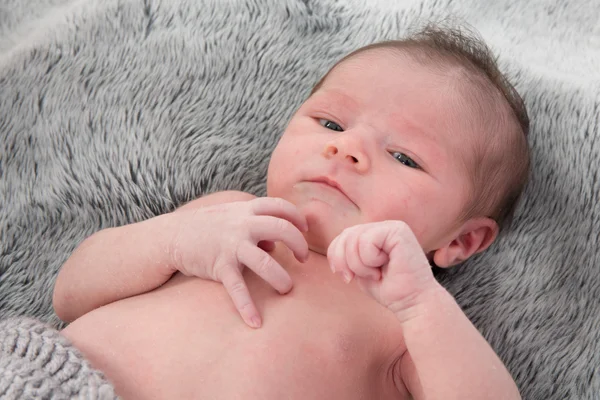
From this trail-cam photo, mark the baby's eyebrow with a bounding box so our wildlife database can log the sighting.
[309,90,360,116]
[387,111,436,141]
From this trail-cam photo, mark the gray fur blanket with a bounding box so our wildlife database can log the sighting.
[1,0,598,399]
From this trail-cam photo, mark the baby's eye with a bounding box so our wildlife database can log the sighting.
[391,152,420,169]
[319,119,344,132]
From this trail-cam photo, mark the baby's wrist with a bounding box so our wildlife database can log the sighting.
[134,213,181,275]
[388,280,450,325]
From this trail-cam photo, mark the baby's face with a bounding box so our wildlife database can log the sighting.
[267,49,477,255]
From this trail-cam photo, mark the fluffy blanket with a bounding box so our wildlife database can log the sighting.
[0,0,598,398]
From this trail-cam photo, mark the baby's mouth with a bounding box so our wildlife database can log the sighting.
[303,179,357,207]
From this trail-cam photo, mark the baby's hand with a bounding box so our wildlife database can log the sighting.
[327,220,438,317]
[168,197,309,328]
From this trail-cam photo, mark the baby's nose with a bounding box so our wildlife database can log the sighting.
[322,136,370,173]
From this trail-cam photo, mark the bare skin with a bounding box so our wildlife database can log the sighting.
[62,244,407,400]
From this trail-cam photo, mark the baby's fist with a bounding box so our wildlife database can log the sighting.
[327,220,438,314]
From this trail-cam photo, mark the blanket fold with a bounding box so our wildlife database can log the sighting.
[0,318,117,400]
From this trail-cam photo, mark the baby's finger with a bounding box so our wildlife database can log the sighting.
[250,216,309,263]
[330,231,354,283]
[327,235,340,272]
[237,241,293,295]
[345,231,381,281]
[250,197,309,233]
[358,229,389,268]
[219,267,262,329]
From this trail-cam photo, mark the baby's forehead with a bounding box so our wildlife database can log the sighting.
[319,46,512,136]
[329,45,494,95]
[320,50,490,128]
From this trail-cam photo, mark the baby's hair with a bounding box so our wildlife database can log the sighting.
[311,23,530,232]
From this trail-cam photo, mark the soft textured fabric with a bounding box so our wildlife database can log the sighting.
[0,0,598,399]
[0,317,117,399]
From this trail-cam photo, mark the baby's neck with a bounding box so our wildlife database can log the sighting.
[272,241,329,272]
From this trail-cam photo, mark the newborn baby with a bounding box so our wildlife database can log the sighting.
[53,25,529,399]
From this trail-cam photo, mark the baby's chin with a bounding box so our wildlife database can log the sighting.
[275,182,362,254]
[298,204,355,256]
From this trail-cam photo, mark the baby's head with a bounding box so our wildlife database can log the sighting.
[267,24,530,267]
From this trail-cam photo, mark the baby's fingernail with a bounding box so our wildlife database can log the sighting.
[250,316,262,328]
[343,272,352,283]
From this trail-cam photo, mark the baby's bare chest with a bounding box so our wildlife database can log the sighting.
[65,265,407,399]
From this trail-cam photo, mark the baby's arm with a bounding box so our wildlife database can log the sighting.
[397,285,520,399]
[53,190,257,322]
[328,221,520,400]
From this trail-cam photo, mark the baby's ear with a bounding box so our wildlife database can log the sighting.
[432,218,498,268]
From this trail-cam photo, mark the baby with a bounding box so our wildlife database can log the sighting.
[53,25,529,399]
